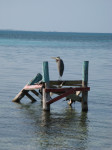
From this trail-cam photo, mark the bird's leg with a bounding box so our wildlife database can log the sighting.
[58,76,62,81]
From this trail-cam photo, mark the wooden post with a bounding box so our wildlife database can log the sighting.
[28,73,42,85]
[82,61,89,112]
[42,61,50,111]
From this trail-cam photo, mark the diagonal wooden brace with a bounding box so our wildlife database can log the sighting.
[46,88,75,105]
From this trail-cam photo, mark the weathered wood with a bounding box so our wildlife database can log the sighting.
[24,84,42,90]
[46,88,75,105]
[42,61,50,111]
[50,80,82,86]
[25,92,37,102]
[12,89,27,102]
[82,61,89,87]
[82,61,89,112]
[28,73,42,85]
[31,90,42,99]
[47,86,82,103]
[45,87,90,93]
[12,73,42,102]
[46,86,90,105]
[42,61,50,83]
[31,90,39,96]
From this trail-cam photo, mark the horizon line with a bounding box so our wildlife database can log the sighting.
[0,29,112,34]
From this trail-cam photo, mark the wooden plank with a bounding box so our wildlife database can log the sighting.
[28,73,42,85]
[50,80,82,86]
[31,90,39,96]
[46,88,75,105]
[31,90,42,99]
[24,84,42,90]
[25,92,37,102]
[12,73,42,102]
[12,89,27,102]
[48,88,81,103]
[46,86,90,105]
[45,87,90,93]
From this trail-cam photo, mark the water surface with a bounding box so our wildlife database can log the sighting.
[0,30,112,150]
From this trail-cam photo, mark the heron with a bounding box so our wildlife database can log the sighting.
[52,56,64,80]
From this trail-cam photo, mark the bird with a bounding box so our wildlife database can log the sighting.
[52,56,64,80]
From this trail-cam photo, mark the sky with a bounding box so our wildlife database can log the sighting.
[0,0,112,33]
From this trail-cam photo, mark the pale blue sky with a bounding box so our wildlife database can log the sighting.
[0,0,112,33]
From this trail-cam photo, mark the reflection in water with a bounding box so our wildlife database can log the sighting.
[18,103,89,150]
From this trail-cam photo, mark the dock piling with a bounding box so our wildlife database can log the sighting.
[42,61,50,111]
[82,61,89,112]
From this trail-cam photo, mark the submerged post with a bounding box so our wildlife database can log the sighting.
[82,61,89,112]
[42,61,50,111]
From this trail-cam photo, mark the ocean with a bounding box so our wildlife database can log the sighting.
[0,30,112,150]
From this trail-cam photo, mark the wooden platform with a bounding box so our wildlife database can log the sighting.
[12,61,90,112]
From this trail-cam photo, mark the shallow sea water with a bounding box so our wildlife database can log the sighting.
[0,31,112,150]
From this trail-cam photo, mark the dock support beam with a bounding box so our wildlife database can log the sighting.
[42,61,50,111]
[12,73,42,102]
[82,61,89,112]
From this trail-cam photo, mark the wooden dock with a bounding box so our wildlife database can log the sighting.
[12,61,90,112]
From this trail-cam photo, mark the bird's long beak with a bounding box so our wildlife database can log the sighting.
[51,57,57,59]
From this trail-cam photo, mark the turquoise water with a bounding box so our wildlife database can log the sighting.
[0,30,112,150]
